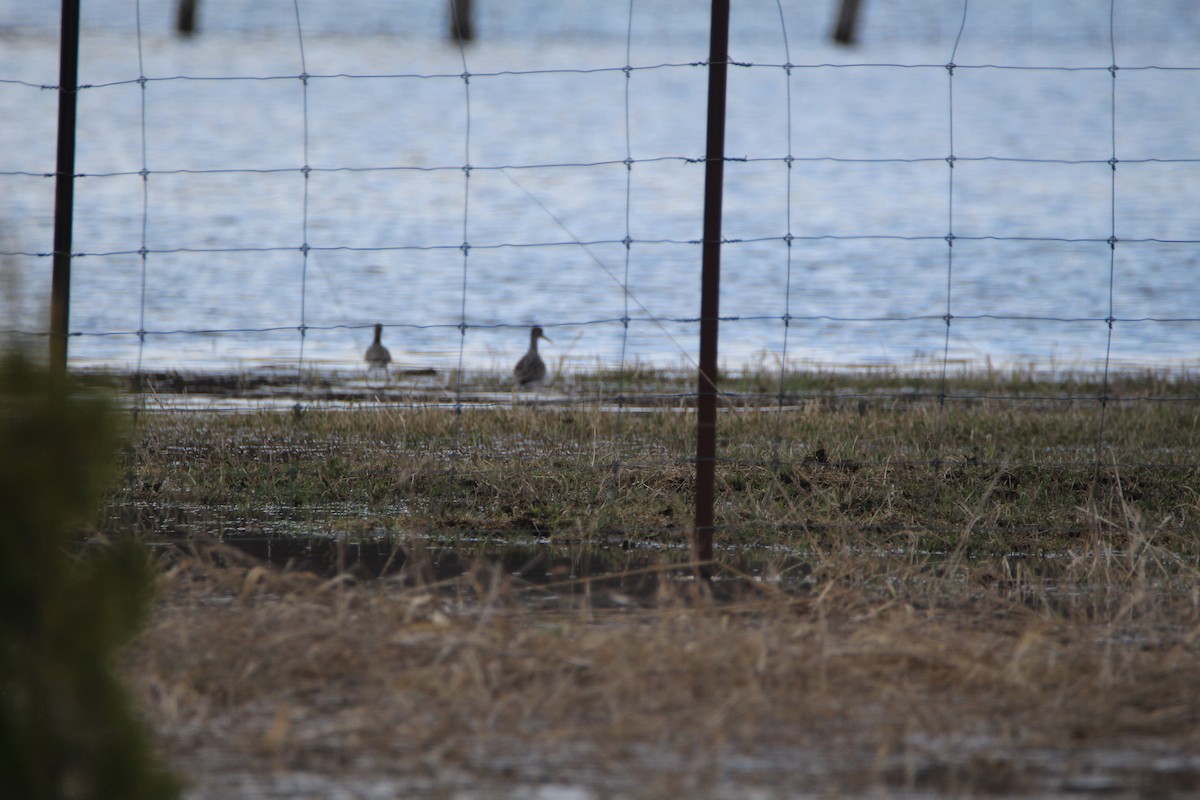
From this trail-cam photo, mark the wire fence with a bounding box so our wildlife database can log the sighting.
[3,0,1199,548]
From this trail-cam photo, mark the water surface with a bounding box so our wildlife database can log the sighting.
[2,1,1198,376]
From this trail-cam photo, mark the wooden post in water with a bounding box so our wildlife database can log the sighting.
[832,0,863,45]
[177,0,199,37]
[50,0,80,380]
[694,0,731,581]
[450,0,474,42]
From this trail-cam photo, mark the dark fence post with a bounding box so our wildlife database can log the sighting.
[450,0,474,42]
[695,0,731,581]
[832,0,863,45]
[177,0,199,37]
[50,0,80,379]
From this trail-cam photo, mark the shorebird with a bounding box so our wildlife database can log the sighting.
[364,323,392,372]
[513,325,551,389]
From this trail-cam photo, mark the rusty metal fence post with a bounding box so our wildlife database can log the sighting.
[694,0,730,580]
[177,0,199,37]
[50,0,81,379]
[450,0,474,43]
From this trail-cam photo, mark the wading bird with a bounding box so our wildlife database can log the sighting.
[513,325,551,389]
[364,323,392,372]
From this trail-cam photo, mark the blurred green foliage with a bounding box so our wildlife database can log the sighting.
[0,353,178,799]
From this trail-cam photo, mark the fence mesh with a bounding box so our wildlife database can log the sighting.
[1,0,1198,548]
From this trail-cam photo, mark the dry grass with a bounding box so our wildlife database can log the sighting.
[123,538,1200,798]
[104,376,1200,796]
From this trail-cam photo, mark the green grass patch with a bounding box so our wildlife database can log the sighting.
[107,368,1200,557]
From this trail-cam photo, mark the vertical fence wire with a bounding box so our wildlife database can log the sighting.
[292,0,311,395]
[932,0,970,484]
[609,0,638,513]
[441,0,475,527]
[619,0,636,388]
[453,12,473,420]
[1094,0,1119,480]
[133,0,149,413]
[771,0,795,469]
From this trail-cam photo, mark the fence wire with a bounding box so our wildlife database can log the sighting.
[2,1,1198,547]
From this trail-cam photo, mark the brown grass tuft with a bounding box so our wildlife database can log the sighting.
[124,544,1200,797]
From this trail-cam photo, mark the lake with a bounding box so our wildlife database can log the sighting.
[2,0,1198,377]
